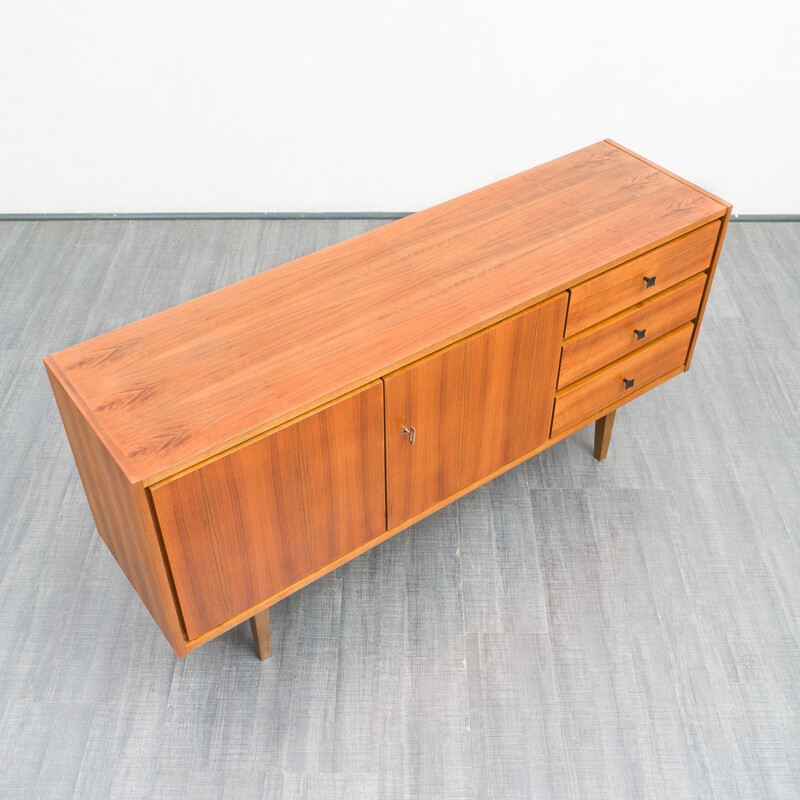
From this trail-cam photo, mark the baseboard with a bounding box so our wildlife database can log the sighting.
[0,212,412,221]
[730,214,799,222]
[0,212,796,222]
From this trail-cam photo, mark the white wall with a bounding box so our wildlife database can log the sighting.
[1,1,797,215]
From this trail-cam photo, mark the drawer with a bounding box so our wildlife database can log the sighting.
[552,322,694,436]
[564,221,720,336]
[558,272,706,388]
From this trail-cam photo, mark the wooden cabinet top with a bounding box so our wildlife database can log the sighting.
[44,139,728,484]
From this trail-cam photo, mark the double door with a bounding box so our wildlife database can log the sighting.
[151,293,567,639]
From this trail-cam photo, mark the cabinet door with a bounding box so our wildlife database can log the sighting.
[383,294,567,528]
[151,382,386,640]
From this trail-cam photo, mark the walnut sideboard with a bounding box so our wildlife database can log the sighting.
[44,140,731,660]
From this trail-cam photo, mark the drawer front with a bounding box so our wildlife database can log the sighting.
[565,221,720,336]
[558,272,706,388]
[151,383,386,640]
[552,323,694,436]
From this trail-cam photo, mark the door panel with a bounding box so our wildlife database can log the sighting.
[151,382,386,640]
[383,294,567,528]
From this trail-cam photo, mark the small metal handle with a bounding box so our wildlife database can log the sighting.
[643,275,656,288]
[402,425,416,445]
[634,328,646,341]
[623,377,635,390]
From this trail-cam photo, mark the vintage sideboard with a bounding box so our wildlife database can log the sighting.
[44,140,731,660]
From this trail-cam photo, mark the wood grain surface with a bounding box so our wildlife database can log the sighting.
[565,221,720,337]
[250,608,271,661]
[558,272,706,388]
[150,382,386,640]
[44,363,187,655]
[552,323,694,436]
[46,140,728,483]
[383,295,566,527]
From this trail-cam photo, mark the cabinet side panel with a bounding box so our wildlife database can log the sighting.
[45,362,187,656]
[151,382,386,640]
[685,206,732,369]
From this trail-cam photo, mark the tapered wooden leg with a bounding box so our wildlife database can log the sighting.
[594,410,616,461]
[250,608,272,660]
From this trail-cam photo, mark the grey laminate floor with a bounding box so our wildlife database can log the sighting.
[1,219,798,799]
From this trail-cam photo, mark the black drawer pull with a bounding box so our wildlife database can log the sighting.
[643,275,656,288]
[634,328,647,340]
[623,377,635,390]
